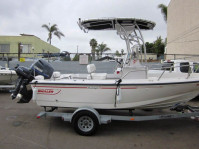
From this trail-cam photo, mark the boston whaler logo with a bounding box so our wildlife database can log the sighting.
[37,89,61,95]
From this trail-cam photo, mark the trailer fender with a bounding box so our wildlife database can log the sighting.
[71,107,101,125]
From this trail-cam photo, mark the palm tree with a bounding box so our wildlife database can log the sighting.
[89,39,98,61]
[158,4,167,22]
[42,23,65,44]
[95,49,100,60]
[97,43,111,58]
[121,49,124,55]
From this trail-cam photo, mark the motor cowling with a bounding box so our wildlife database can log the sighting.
[11,59,54,103]
[30,59,54,79]
[15,66,34,81]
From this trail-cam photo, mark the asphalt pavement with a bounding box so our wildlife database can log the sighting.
[0,92,199,149]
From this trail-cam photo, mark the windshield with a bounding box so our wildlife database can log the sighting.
[161,62,174,71]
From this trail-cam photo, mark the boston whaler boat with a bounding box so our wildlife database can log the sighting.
[11,18,199,135]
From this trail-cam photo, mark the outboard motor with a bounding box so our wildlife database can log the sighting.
[11,59,54,103]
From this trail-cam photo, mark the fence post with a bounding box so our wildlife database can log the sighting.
[47,51,50,62]
[18,42,22,61]
[6,53,9,68]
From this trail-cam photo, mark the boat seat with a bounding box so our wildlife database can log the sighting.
[90,73,107,80]
[60,74,73,79]
[52,71,73,80]
[87,64,96,74]
[52,71,61,79]
[87,64,107,80]
[35,75,44,80]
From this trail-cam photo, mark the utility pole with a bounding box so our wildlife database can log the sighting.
[18,43,22,61]
[32,47,35,61]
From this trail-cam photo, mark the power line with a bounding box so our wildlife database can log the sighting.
[175,29,199,41]
[173,39,199,43]
[167,23,199,44]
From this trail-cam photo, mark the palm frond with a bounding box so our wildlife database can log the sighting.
[42,24,50,32]
[97,42,111,55]
[90,39,98,47]
[42,23,65,44]
[54,31,65,39]
[158,4,167,22]
[50,24,58,32]
[103,47,111,52]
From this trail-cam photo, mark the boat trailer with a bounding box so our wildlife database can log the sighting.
[36,104,199,136]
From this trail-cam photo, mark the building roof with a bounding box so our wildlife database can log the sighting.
[20,34,40,39]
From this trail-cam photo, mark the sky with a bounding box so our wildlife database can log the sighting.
[0,0,170,53]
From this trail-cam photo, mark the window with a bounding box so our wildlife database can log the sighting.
[180,62,189,73]
[0,44,10,53]
[21,44,32,53]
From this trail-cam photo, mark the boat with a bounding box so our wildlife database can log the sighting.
[0,66,17,85]
[11,18,199,109]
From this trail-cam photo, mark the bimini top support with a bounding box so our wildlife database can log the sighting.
[78,18,155,66]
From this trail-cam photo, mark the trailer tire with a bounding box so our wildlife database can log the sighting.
[72,110,99,136]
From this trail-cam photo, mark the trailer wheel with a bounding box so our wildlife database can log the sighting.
[72,111,99,136]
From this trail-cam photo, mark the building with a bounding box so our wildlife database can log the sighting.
[0,34,60,59]
[166,0,199,61]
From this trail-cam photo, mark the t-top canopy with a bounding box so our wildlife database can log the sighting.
[79,18,156,31]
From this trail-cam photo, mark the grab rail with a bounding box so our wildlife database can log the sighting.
[119,64,198,81]
[158,69,166,81]
[156,64,197,80]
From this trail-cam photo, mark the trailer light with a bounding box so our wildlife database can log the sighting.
[130,117,135,120]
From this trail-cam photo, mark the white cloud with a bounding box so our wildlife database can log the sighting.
[0,0,170,53]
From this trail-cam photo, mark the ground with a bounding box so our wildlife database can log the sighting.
[0,92,199,149]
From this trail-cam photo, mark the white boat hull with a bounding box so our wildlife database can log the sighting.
[31,78,199,109]
[0,70,17,85]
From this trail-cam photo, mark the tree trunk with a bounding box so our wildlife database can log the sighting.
[92,49,95,61]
